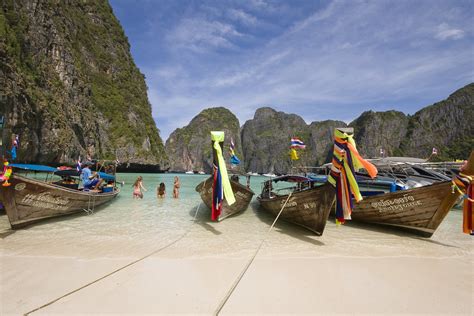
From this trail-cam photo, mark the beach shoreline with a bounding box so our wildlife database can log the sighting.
[1,204,472,315]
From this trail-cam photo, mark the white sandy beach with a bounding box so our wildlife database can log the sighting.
[1,202,472,315]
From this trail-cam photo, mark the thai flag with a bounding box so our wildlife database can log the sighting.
[229,138,240,166]
[76,156,82,172]
[13,135,19,148]
[290,137,306,149]
[10,135,19,160]
[230,138,235,155]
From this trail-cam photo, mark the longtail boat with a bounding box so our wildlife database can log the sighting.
[195,176,254,221]
[257,175,335,235]
[351,181,460,237]
[1,164,120,228]
[195,131,254,221]
[349,151,474,237]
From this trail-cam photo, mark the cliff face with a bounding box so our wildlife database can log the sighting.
[242,107,309,173]
[241,107,313,174]
[349,110,409,158]
[308,120,347,166]
[164,83,472,173]
[165,107,242,173]
[240,110,346,174]
[1,0,166,166]
[400,83,474,160]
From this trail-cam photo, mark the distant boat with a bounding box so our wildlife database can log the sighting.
[185,170,194,174]
[1,164,120,229]
[263,173,276,177]
[198,171,205,175]
[257,175,335,235]
[247,172,259,176]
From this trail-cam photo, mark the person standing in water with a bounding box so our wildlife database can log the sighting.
[157,182,166,198]
[173,176,180,198]
[132,176,147,199]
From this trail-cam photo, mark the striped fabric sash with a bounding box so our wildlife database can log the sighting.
[452,172,474,234]
[328,130,377,223]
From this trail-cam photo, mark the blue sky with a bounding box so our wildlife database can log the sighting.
[109,0,473,141]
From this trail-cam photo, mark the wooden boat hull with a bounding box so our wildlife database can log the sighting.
[195,177,255,221]
[1,174,120,228]
[258,183,335,235]
[351,181,460,237]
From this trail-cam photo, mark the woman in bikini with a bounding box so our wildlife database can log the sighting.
[132,176,147,199]
[173,176,180,198]
[157,182,166,198]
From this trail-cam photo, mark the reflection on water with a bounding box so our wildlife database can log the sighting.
[1,173,472,260]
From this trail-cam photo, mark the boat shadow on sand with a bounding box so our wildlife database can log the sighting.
[187,204,224,236]
[331,217,461,249]
[0,201,118,236]
[250,201,325,246]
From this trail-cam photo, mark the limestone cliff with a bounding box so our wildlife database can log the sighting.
[400,83,474,160]
[308,120,347,165]
[1,0,166,166]
[165,107,242,173]
[167,83,472,173]
[241,107,313,174]
[349,110,409,158]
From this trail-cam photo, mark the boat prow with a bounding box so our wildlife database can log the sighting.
[195,176,254,221]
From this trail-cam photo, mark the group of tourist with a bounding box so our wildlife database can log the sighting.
[132,176,180,199]
[78,161,181,199]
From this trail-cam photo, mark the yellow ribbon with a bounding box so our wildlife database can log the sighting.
[211,131,236,206]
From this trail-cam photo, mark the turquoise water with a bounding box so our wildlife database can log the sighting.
[1,173,471,260]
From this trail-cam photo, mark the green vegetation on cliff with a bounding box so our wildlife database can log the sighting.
[1,0,166,165]
[165,83,473,173]
[400,83,473,160]
[165,107,242,173]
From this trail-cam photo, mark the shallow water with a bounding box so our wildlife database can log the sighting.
[1,173,472,260]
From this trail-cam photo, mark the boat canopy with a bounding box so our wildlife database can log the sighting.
[266,175,313,183]
[8,164,115,181]
[10,164,57,172]
[307,174,328,183]
[54,169,115,181]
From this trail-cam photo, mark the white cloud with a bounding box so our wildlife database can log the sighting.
[135,1,474,140]
[435,23,465,40]
[228,9,258,26]
[167,17,243,52]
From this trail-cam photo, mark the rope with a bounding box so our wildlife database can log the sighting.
[25,200,204,316]
[214,192,293,315]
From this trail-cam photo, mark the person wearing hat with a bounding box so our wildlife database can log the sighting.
[81,162,103,190]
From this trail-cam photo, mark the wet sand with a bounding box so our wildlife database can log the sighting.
[1,203,472,315]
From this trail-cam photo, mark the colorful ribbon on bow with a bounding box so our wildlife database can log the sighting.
[452,172,474,235]
[0,161,13,187]
[211,131,235,221]
[328,129,377,223]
